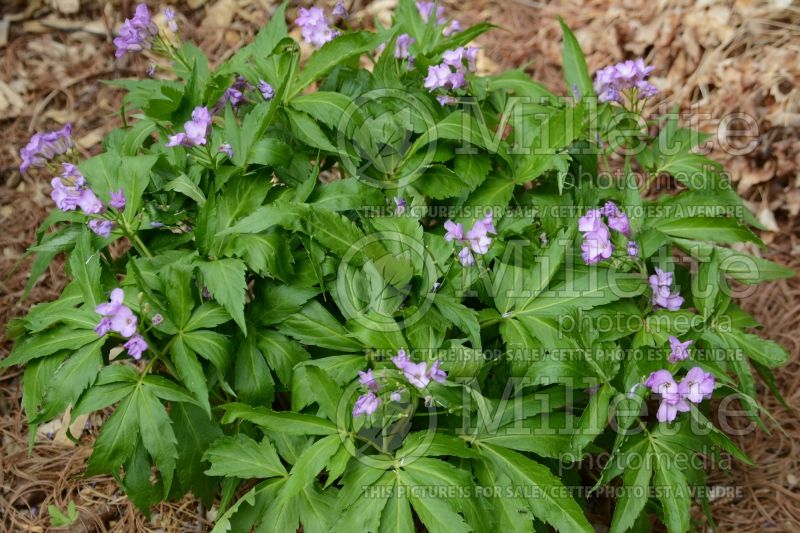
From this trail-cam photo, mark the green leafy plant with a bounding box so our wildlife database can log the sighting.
[48,501,79,527]
[5,1,793,532]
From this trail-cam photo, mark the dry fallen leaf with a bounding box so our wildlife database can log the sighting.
[45,0,80,15]
[202,0,237,28]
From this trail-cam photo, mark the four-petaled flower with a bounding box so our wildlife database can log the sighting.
[359,369,381,392]
[395,33,415,59]
[678,367,715,404]
[95,288,138,338]
[645,369,690,423]
[109,189,126,210]
[258,80,274,100]
[444,214,496,266]
[89,219,116,238]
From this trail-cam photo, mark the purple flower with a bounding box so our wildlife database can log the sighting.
[20,123,73,172]
[466,213,496,255]
[146,63,156,77]
[416,1,446,24]
[352,392,381,416]
[95,317,112,336]
[151,313,164,325]
[258,80,274,100]
[443,19,462,36]
[604,201,631,236]
[593,58,658,103]
[168,106,212,147]
[443,220,464,241]
[393,196,406,215]
[649,267,684,311]
[395,33,415,59]
[219,143,234,158]
[436,95,458,106]
[627,240,638,257]
[50,164,103,214]
[123,334,148,360]
[332,1,348,18]
[678,367,715,403]
[114,3,158,59]
[164,7,178,33]
[359,369,381,392]
[581,225,613,264]
[391,348,411,370]
[646,369,690,423]
[390,389,403,402]
[428,360,447,383]
[296,7,337,48]
[458,246,474,266]
[109,189,126,210]
[88,219,115,238]
[424,64,453,91]
[578,208,603,233]
[668,336,692,364]
[403,361,431,389]
[95,288,138,338]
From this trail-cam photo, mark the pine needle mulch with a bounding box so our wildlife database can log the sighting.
[1,1,799,531]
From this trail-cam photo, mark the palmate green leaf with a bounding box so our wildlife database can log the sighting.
[478,443,593,533]
[141,375,198,404]
[298,485,338,533]
[657,217,762,245]
[160,263,195,330]
[164,173,206,205]
[396,464,471,533]
[68,229,101,308]
[171,403,223,506]
[486,69,555,100]
[204,434,287,479]
[378,472,414,533]
[1,327,99,368]
[474,460,534,533]
[473,411,574,459]
[292,364,341,421]
[609,443,653,533]
[274,435,340,504]
[137,388,178,496]
[279,300,362,351]
[87,391,138,475]
[228,232,294,281]
[506,226,574,312]
[221,403,338,435]
[182,329,233,372]
[184,302,231,331]
[724,329,789,369]
[210,478,284,533]
[653,451,691,533]
[123,440,160,513]
[513,268,646,319]
[332,472,388,533]
[570,383,613,454]
[290,32,384,98]
[257,330,310,386]
[558,17,594,99]
[23,283,82,333]
[673,238,795,284]
[285,108,337,152]
[290,91,355,130]
[306,178,385,212]
[234,334,274,406]
[22,354,64,449]
[35,338,104,422]
[434,295,482,350]
[197,258,248,335]
[171,337,211,415]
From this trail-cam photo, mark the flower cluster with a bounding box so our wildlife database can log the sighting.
[51,164,102,215]
[578,201,630,264]
[649,267,684,311]
[424,46,478,93]
[646,367,715,423]
[352,349,447,417]
[113,3,159,59]
[95,288,148,359]
[167,106,212,147]
[416,2,461,36]
[593,59,658,104]
[19,123,73,173]
[219,76,252,109]
[296,7,338,48]
[444,213,496,266]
